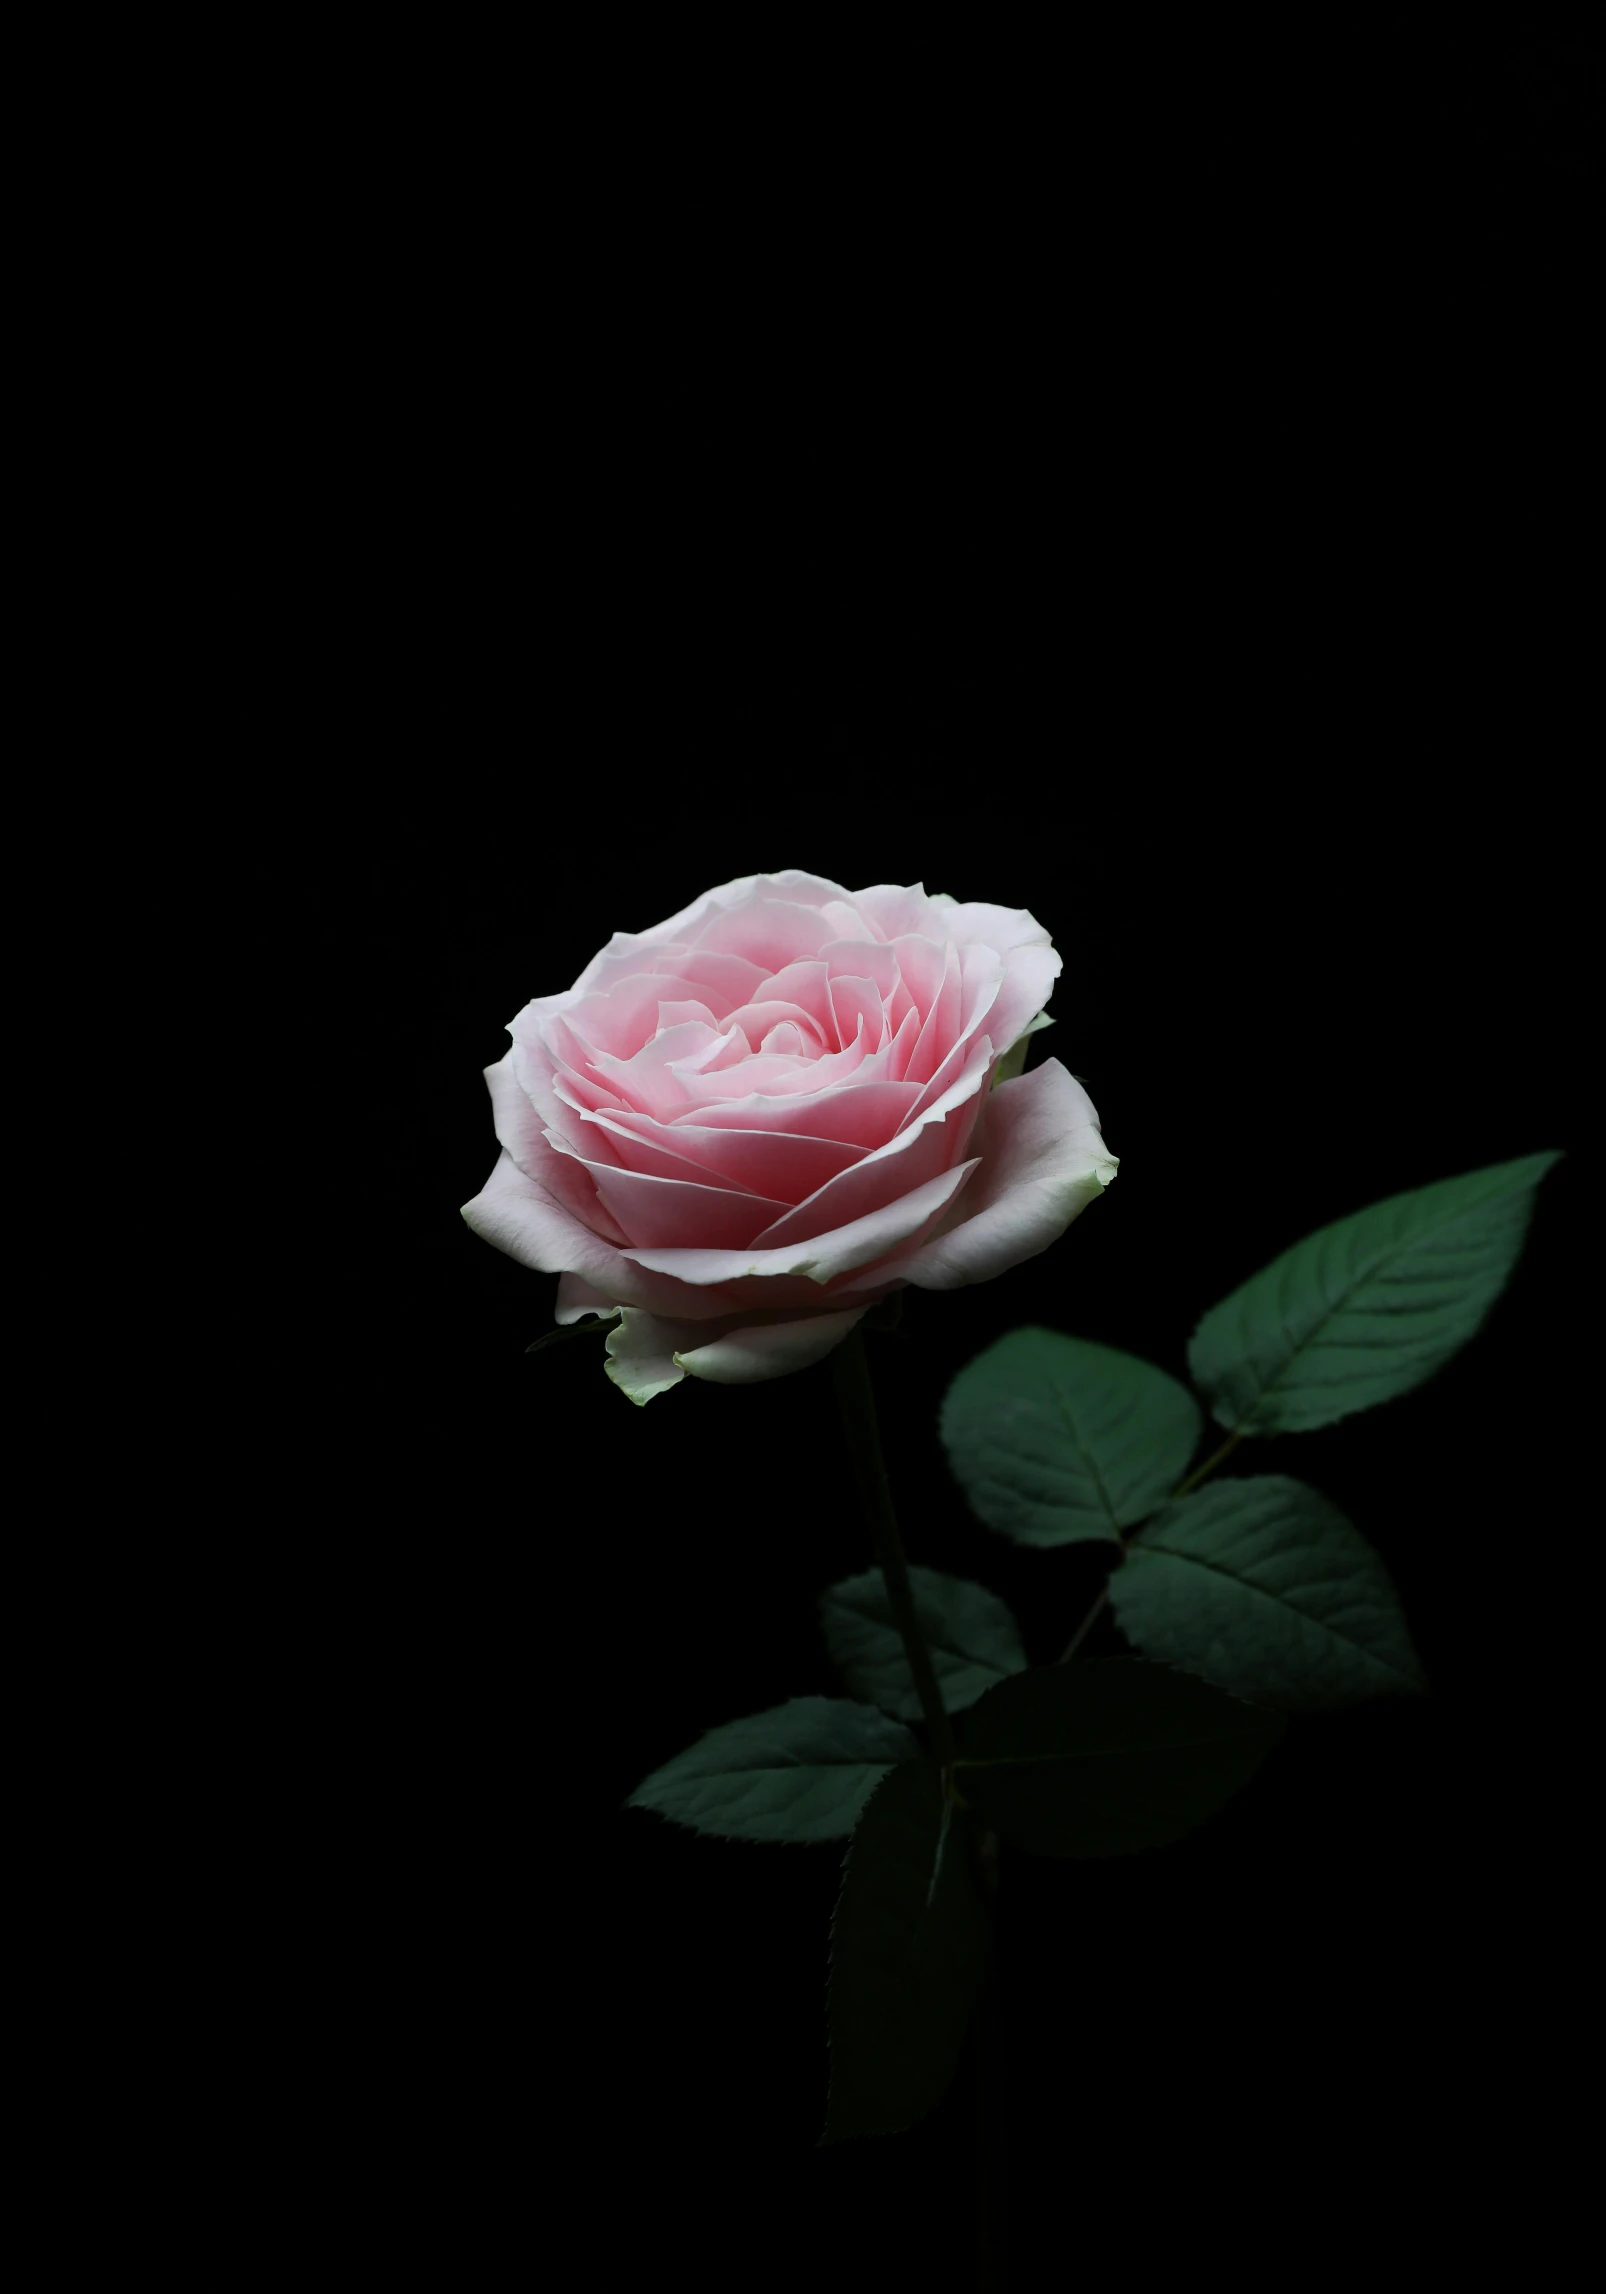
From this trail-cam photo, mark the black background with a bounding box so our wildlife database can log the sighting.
[353,36,1594,2290]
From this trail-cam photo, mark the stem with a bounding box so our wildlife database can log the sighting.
[1167,1425,1245,1503]
[1056,1426,1247,1662]
[1057,1584,1108,1663]
[828,1325,957,1771]
[974,1903,1006,2294]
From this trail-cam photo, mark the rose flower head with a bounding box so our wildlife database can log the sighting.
[462,870,1117,1400]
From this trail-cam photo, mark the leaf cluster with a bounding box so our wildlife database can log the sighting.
[625,1151,1561,2140]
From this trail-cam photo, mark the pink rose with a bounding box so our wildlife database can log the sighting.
[462,870,1118,1402]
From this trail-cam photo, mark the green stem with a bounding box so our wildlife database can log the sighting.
[1167,1424,1245,1503]
[975,1950,1006,2290]
[828,1325,957,1771]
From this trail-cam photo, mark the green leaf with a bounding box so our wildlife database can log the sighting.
[626,1698,918,1844]
[939,1327,1204,1547]
[822,1760,993,2143]
[525,1313,619,1356]
[1110,1476,1426,1710]
[819,1566,1029,1722]
[952,1658,1283,1858]
[1188,1151,1562,1437]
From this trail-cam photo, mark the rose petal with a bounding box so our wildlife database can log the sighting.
[820,939,902,997]
[858,1057,1117,1292]
[977,943,1062,1068]
[590,1106,866,1201]
[745,1032,994,1246]
[461,1146,744,1321]
[657,947,769,1015]
[680,1012,877,1101]
[587,1021,752,1121]
[666,1076,923,1146]
[827,974,889,1055]
[548,1137,793,1249]
[903,939,963,1086]
[621,1155,981,1288]
[719,1000,829,1054]
[572,1108,756,1192]
[563,975,721,1059]
[603,1307,705,1404]
[555,1272,621,1323]
[690,897,840,970]
[482,1056,631,1236]
[745,960,836,1040]
[847,884,957,943]
[675,1305,871,1385]
[565,872,858,999]
[929,898,1054,954]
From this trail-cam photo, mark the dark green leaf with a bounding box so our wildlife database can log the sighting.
[953,1658,1283,1857]
[939,1327,1203,1547]
[822,1761,993,2143]
[819,1566,1028,1721]
[1188,1151,1562,1436]
[1111,1476,1426,1709]
[525,1313,619,1356]
[862,1292,904,1335]
[626,1698,917,1843]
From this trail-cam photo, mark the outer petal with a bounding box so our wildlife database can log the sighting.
[859,1058,1118,1292]
[983,942,1062,1069]
[932,898,1054,954]
[675,1305,870,1385]
[603,1307,705,1404]
[461,1148,747,1321]
[555,1272,620,1323]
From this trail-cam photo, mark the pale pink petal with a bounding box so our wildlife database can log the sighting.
[506,1042,602,1160]
[746,960,836,1039]
[588,1021,750,1121]
[574,1108,756,1192]
[654,1000,721,1033]
[887,933,947,1018]
[979,943,1062,1067]
[828,975,889,1055]
[819,898,872,939]
[883,1005,923,1084]
[563,975,719,1058]
[594,1107,866,1201]
[899,1016,997,1129]
[484,1051,552,1179]
[903,940,963,1086]
[675,1305,871,1385]
[546,1061,625,1117]
[549,1139,793,1249]
[657,947,769,1015]
[761,1023,806,1055]
[555,1271,620,1323]
[461,1147,745,1321]
[870,1058,1118,1292]
[622,1156,981,1288]
[849,884,952,943]
[690,897,839,970]
[682,1013,876,1102]
[820,939,902,997]
[719,1000,829,1053]
[747,1035,993,1248]
[927,898,1053,954]
[667,1076,923,1146]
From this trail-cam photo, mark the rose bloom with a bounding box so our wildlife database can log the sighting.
[462,870,1117,1402]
